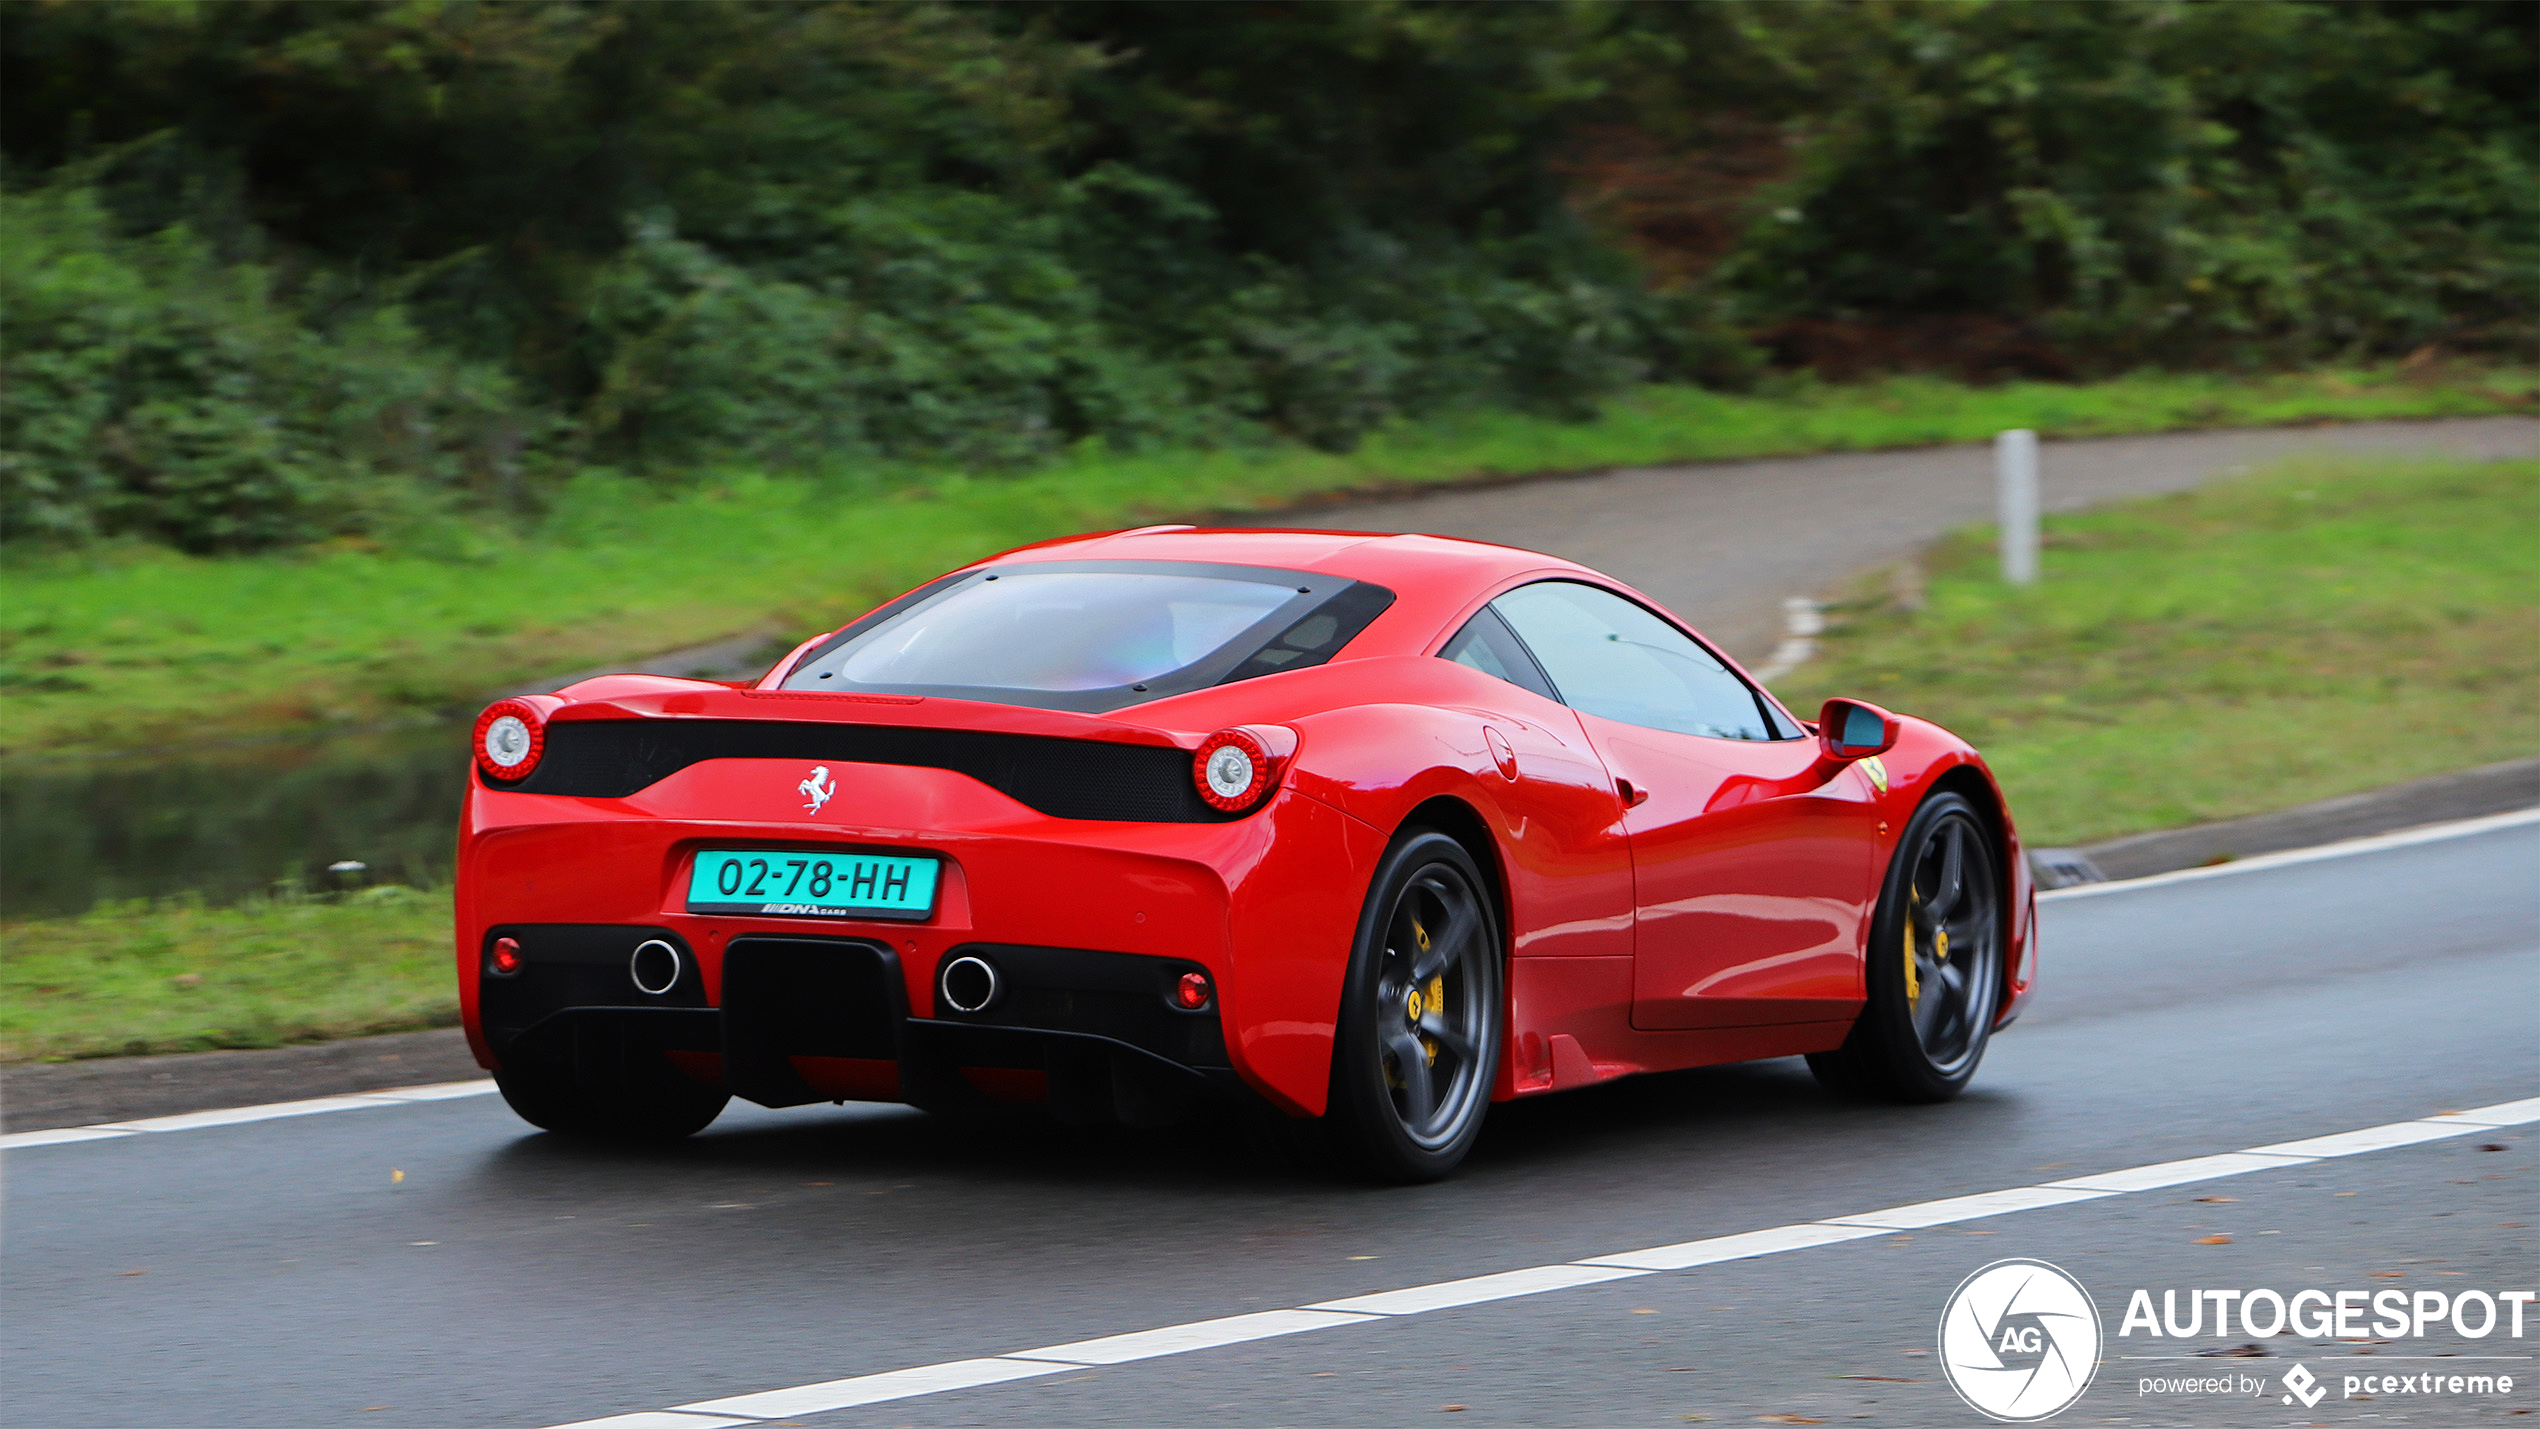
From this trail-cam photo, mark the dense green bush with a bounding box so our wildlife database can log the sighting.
[0,182,536,550]
[0,1,2527,551]
[1707,0,2538,365]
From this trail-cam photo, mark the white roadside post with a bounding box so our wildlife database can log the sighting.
[1996,427,2039,586]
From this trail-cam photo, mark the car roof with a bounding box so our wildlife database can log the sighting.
[991,525,1590,590]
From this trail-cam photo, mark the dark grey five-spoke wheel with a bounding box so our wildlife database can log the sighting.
[1324,830,1503,1181]
[1901,805,2000,1079]
[1809,790,2003,1102]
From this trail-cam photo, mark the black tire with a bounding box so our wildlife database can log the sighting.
[1808,790,2004,1103]
[1322,830,1504,1182]
[495,1054,729,1143]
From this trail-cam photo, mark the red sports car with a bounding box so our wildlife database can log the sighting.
[458,527,2035,1179]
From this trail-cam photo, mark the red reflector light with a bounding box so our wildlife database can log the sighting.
[473,698,547,782]
[1191,725,1295,812]
[1174,971,1212,1010]
[489,937,522,976]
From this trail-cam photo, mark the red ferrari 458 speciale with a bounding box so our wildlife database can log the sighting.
[458,526,2035,1179]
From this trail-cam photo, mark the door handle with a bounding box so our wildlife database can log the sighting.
[1617,778,1650,808]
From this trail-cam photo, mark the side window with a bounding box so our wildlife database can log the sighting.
[1438,606,1559,701]
[1491,581,1779,742]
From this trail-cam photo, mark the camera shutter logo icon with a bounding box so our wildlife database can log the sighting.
[1939,1259,2103,1421]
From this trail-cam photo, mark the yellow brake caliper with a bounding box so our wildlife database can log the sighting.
[1904,889,1951,1010]
[1412,921,1442,1066]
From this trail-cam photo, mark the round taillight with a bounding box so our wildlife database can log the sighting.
[1194,728,1277,811]
[1174,970,1213,1011]
[488,937,522,976]
[473,699,545,782]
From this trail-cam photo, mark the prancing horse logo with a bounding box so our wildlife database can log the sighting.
[798,765,834,814]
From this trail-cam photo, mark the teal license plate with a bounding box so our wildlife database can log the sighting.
[686,849,939,920]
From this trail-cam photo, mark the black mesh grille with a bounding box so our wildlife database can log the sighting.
[489,719,1235,822]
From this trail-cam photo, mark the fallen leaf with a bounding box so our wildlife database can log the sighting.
[1311,1372,1337,1378]
[2194,1195,2236,1203]
[1756,1417,1826,1425]
[170,972,203,988]
[2373,1271,2405,1278]
[117,1269,146,1277]
[2478,1143,2508,1152]
[1347,1255,1378,1261]
[390,1168,405,1184]
[1441,1405,1468,1413]
[1632,1308,1660,1315]
[2195,1235,2232,1245]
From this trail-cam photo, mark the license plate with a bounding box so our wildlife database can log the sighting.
[685,849,939,920]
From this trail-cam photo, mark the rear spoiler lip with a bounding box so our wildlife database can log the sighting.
[542,681,1199,752]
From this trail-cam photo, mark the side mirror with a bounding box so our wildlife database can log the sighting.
[1818,698,1899,762]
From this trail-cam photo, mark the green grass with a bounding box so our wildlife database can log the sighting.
[8,447,2532,1061]
[4,365,2528,759]
[1774,454,2540,846]
[0,887,455,1062]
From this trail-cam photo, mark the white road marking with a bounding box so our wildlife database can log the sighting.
[2430,1096,2540,1126]
[100,1094,403,1132]
[1575,1221,1887,1271]
[0,1126,138,1149]
[2039,806,2540,901]
[545,1414,754,1429]
[1308,1263,1648,1315]
[1751,597,1824,683]
[0,1080,497,1151]
[532,1094,2538,1428]
[367,1079,504,1102]
[2248,1119,2486,1158]
[677,1360,1069,1419]
[1822,1184,2113,1229]
[2043,1150,2312,1193]
[1004,1309,1380,1366]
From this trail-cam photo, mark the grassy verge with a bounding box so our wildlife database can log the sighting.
[5,364,2528,759]
[0,887,454,1062]
[1774,454,2540,846]
[11,452,2532,1062]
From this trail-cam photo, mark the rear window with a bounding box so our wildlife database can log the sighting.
[780,560,1394,711]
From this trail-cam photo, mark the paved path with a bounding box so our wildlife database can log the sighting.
[1245,416,2536,661]
[8,819,2534,1427]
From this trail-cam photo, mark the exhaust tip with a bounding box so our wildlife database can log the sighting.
[939,954,1000,1014]
[630,939,683,996]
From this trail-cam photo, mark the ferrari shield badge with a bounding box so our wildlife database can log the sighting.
[1859,754,1889,795]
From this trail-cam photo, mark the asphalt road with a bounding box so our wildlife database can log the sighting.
[1248,416,2538,662]
[7,820,2534,1428]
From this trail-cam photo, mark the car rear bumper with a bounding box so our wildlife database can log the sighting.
[476,925,1245,1123]
[456,761,1386,1117]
